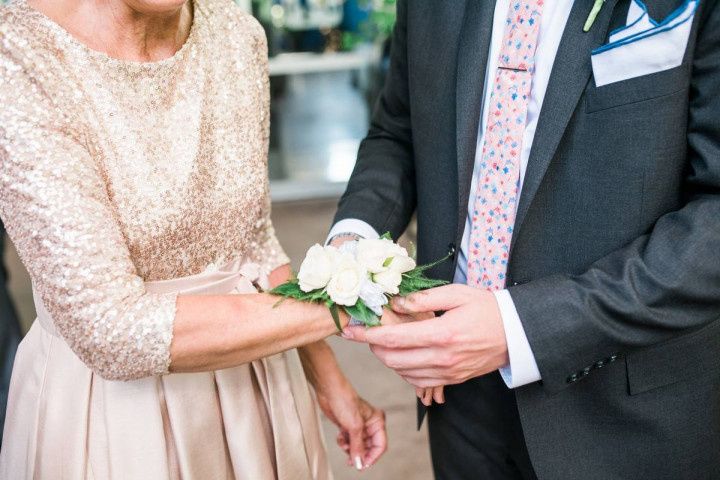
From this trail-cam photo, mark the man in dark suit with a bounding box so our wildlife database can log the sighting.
[0,220,21,444]
[331,0,720,478]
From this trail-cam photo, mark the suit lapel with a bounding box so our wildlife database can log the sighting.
[510,0,621,253]
[455,0,497,243]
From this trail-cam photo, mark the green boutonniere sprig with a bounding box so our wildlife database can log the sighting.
[584,0,607,32]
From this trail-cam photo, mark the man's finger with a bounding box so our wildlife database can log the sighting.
[379,308,419,326]
[390,284,467,314]
[370,345,445,371]
[432,386,445,404]
[420,388,433,406]
[343,318,445,348]
[341,326,370,343]
[401,375,441,389]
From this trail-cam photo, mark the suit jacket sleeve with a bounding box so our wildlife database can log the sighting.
[333,0,416,238]
[509,1,720,393]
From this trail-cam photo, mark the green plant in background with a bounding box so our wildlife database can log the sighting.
[342,0,396,51]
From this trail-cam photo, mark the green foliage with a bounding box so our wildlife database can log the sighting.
[269,281,381,330]
[397,251,451,296]
[328,302,343,332]
[345,300,381,327]
[341,0,397,51]
[398,274,448,297]
[270,280,328,302]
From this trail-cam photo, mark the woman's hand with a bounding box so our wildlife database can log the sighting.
[297,337,387,471]
[380,309,445,407]
[315,382,387,471]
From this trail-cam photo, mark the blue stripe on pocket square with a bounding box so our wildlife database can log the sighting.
[593,0,698,55]
[590,0,698,87]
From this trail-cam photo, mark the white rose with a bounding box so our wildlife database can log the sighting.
[356,238,406,274]
[326,256,367,306]
[373,269,403,295]
[297,244,340,292]
[387,253,416,274]
[358,278,388,316]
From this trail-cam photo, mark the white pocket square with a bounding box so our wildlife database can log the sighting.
[591,0,698,87]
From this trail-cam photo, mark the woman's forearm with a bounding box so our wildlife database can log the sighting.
[169,264,347,373]
[269,264,352,392]
[299,340,352,394]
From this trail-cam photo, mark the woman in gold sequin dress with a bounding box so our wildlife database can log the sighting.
[0,0,389,478]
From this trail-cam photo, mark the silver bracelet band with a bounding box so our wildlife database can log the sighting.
[326,232,363,245]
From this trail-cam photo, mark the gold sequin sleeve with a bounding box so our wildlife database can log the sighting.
[0,66,176,381]
[245,19,290,275]
[252,193,290,274]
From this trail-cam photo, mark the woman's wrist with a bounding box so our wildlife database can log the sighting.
[298,341,354,398]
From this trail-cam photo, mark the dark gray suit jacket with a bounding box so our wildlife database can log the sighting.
[334,0,720,478]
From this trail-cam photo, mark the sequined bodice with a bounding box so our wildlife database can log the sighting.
[0,0,288,379]
[2,0,286,280]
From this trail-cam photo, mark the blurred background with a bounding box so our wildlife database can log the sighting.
[0,1,435,478]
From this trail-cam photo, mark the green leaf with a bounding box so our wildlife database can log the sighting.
[270,280,331,303]
[269,280,303,297]
[344,300,381,327]
[272,297,288,308]
[399,276,448,296]
[405,251,453,276]
[380,231,393,240]
[327,302,343,333]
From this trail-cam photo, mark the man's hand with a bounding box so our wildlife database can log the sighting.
[380,308,446,405]
[342,285,509,388]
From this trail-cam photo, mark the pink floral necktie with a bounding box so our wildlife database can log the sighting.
[467,1,545,290]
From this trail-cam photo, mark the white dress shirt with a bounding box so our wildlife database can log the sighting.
[329,1,578,388]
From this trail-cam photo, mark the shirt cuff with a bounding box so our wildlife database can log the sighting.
[326,219,380,245]
[495,289,542,388]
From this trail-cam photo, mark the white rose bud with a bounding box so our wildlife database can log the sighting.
[326,257,367,306]
[297,244,339,292]
[356,238,406,274]
[387,254,416,274]
[373,269,403,295]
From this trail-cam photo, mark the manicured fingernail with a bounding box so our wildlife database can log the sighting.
[354,456,363,470]
[392,296,406,310]
[341,329,353,339]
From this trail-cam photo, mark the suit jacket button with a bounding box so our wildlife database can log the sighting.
[595,360,605,368]
[567,374,578,383]
[609,354,618,362]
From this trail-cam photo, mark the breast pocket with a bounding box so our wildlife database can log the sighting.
[585,63,690,113]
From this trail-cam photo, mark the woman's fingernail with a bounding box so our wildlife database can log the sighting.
[341,329,353,339]
[354,456,363,470]
[392,296,406,310]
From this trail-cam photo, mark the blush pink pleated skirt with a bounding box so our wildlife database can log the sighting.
[0,260,332,480]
